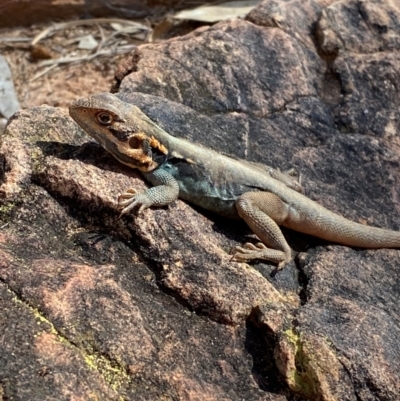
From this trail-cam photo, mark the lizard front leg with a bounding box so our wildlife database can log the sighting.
[118,169,179,215]
[233,191,292,269]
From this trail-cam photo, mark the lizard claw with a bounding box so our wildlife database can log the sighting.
[231,242,287,267]
[232,242,267,260]
[118,188,138,207]
[117,188,137,216]
[117,188,152,216]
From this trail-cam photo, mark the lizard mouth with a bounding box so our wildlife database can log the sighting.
[69,93,168,172]
[106,133,169,172]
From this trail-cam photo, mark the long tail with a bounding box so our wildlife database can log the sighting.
[286,204,400,248]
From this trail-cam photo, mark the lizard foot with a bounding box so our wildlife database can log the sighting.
[117,188,153,216]
[232,242,288,268]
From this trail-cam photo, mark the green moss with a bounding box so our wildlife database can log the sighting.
[283,328,321,399]
[83,352,130,392]
[10,291,129,393]
[0,201,16,216]
[31,147,46,173]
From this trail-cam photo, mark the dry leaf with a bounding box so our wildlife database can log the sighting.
[173,0,262,23]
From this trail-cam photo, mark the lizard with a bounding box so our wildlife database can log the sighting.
[69,92,400,269]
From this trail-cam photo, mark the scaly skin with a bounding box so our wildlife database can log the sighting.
[69,92,400,269]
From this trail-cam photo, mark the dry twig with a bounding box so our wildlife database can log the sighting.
[28,18,151,78]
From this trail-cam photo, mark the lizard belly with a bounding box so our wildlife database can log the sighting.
[158,161,240,218]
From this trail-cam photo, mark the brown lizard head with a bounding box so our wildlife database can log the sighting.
[69,92,169,172]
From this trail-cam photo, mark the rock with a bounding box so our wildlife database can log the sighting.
[247,0,336,51]
[1,0,400,400]
[317,0,400,55]
[0,106,287,400]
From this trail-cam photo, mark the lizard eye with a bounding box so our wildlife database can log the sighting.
[128,136,142,149]
[96,112,113,126]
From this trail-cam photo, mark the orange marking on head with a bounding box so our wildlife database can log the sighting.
[149,136,168,155]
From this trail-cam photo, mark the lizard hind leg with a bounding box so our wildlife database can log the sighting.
[233,191,292,269]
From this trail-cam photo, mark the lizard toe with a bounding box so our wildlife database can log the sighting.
[118,192,155,216]
[117,188,138,207]
[232,243,287,265]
